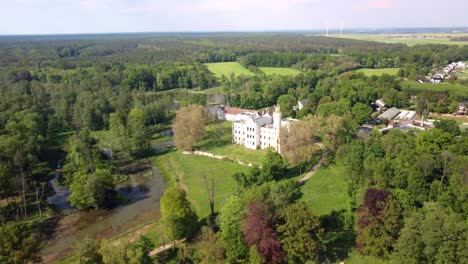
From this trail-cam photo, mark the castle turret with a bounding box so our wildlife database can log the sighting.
[273,106,282,152]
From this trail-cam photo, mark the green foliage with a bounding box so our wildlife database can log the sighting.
[192,227,225,264]
[278,202,324,263]
[218,196,248,262]
[78,238,103,264]
[69,169,115,209]
[0,222,40,264]
[277,94,296,117]
[160,186,198,240]
[352,103,373,124]
[392,203,467,264]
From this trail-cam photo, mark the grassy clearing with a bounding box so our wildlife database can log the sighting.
[457,70,468,80]
[259,67,302,76]
[355,68,400,76]
[334,33,468,46]
[300,163,350,216]
[196,121,268,166]
[205,62,255,78]
[154,150,249,218]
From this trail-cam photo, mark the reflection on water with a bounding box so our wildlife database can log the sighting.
[41,166,166,263]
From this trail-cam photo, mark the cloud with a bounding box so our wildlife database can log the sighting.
[353,0,394,9]
[197,0,319,12]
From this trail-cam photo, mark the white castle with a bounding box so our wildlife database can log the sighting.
[228,106,297,153]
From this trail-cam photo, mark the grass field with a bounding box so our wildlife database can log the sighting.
[154,150,249,218]
[205,62,254,77]
[401,80,468,98]
[196,121,268,166]
[300,163,350,216]
[457,70,468,80]
[355,68,400,76]
[334,33,468,46]
[259,67,302,76]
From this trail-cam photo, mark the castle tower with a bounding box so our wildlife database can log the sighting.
[273,106,282,151]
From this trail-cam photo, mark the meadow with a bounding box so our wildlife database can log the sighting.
[300,163,350,216]
[259,67,302,76]
[196,121,268,166]
[355,68,400,76]
[154,150,249,218]
[334,33,468,46]
[401,80,468,99]
[204,62,255,77]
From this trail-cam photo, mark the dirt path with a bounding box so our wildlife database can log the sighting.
[298,143,327,184]
[149,238,186,256]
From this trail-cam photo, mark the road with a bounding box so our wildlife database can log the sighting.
[298,143,327,184]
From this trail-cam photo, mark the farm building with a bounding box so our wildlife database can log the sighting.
[378,107,400,121]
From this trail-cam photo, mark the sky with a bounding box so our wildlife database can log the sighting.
[0,0,467,35]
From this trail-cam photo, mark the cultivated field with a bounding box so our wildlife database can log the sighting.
[259,67,302,76]
[300,164,350,216]
[355,68,400,76]
[205,62,254,77]
[333,33,468,46]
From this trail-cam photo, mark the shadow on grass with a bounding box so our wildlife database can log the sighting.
[320,209,356,262]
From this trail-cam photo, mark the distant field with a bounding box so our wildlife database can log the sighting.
[259,67,302,76]
[333,33,468,46]
[355,68,400,76]
[154,150,249,218]
[401,80,468,99]
[205,62,254,77]
[300,163,350,216]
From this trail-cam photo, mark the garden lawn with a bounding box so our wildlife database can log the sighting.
[196,121,268,166]
[154,150,250,218]
[355,68,400,76]
[300,163,350,216]
[259,67,302,76]
[205,62,254,78]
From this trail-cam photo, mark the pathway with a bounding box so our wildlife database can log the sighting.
[298,143,327,184]
[149,238,186,256]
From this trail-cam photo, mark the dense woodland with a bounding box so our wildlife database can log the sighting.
[0,33,467,263]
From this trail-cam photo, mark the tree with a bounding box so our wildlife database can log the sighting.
[356,189,403,257]
[277,202,324,263]
[219,196,248,262]
[352,103,372,124]
[79,238,103,264]
[173,105,207,151]
[259,151,287,183]
[277,95,296,117]
[434,119,461,137]
[160,186,198,240]
[193,227,225,264]
[243,202,282,264]
[69,169,115,209]
[127,108,149,156]
[279,120,317,166]
[0,222,40,264]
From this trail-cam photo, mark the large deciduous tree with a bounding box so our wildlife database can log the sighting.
[278,202,324,263]
[356,188,403,257]
[160,186,198,240]
[173,105,207,151]
[243,202,282,263]
[218,196,248,262]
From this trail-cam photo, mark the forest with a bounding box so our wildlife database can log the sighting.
[0,33,467,263]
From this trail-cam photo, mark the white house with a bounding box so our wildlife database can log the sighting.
[232,106,297,153]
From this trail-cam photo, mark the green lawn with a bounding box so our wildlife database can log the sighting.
[300,163,350,216]
[196,121,268,166]
[154,150,249,218]
[259,67,302,76]
[205,62,254,78]
[355,68,400,76]
[457,70,468,80]
[333,34,468,46]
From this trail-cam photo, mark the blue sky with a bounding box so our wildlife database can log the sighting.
[1,0,467,34]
